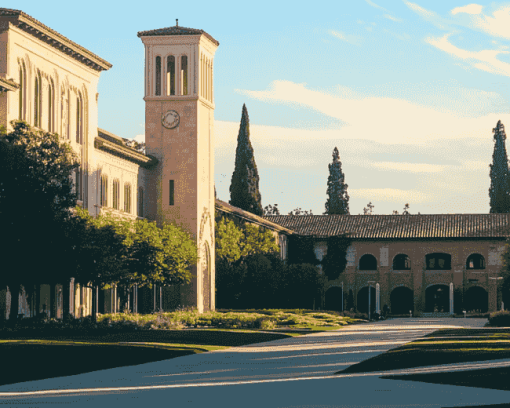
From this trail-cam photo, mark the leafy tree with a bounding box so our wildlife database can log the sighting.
[229,104,263,216]
[241,223,279,258]
[489,120,510,213]
[215,217,244,265]
[0,121,80,320]
[322,234,352,281]
[325,147,349,215]
[402,203,410,215]
[288,207,313,215]
[362,202,374,215]
[281,264,326,309]
[287,235,319,266]
[263,204,280,215]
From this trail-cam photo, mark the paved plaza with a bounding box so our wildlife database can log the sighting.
[1,318,509,407]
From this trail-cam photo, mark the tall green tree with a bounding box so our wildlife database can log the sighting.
[324,147,349,215]
[0,121,80,321]
[489,120,510,213]
[322,234,352,281]
[229,104,263,216]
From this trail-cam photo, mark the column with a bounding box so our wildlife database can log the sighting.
[376,283,380,314]
[449,282,454,315]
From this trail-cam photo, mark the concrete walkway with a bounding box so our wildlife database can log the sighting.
[1,318,509,407]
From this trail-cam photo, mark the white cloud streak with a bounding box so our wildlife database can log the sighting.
[451,4,483,15]
[426,34,510,76]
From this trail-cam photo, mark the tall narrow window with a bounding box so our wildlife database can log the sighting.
[18,64,25,120]
[76,95,82,144]
[47,80,53,132]
[34,74,41,127]
[100,175,108,207]
[155,56,161,96]
[167,56,175,96]
[169,180,174,205]
[124,183,132,213]
[75,167,82,201]
[181,56,187,95]
[112,179,120,210]
[138,187,144,217]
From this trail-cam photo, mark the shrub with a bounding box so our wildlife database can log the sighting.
[488,310,510,327]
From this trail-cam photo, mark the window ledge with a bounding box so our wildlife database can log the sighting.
[426,269,452,272]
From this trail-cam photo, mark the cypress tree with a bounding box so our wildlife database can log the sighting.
[489,120,510,213]
[229,104,263,216]
[325,147,349,215]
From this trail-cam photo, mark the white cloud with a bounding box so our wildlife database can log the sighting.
[133,133,145,143]
[371,162,445,173]
[328,30,362,45]
[365,0,387,11]
[383,14,402,22]
[403,1,435,18]
[472,6,510,39]
[350,188,433,203]
[451,4,483,15]
[426,34,510,76]
[234,80,508,145]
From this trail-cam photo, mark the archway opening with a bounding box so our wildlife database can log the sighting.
[425,284,449,312]
[357,286,376,314]
[390,287,413,315]
[464,286,488,313]
[325,287,343,311]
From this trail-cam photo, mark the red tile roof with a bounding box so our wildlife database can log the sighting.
[137,25,219,46]
[263,214,510,239]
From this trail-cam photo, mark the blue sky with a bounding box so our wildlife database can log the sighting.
[13,1,510,214]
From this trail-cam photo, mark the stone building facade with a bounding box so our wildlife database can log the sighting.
[0,9,218,319]
[266,214,510,315]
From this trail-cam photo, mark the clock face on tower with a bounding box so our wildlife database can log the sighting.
[162,110,180,129]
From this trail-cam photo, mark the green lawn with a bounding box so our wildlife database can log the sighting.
[0,329,296,387]
[339,329,510,375]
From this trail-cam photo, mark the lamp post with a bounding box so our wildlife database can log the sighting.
[368,281,376,321]
[489,277,504,311]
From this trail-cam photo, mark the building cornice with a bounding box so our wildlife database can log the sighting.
[0,9,112,72]
[0,77,19,92]
[94,136,157,168]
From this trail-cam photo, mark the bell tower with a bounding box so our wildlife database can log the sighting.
[138,21,218,312]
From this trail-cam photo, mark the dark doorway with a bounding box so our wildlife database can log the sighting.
[464,286,488,313]
[390,286,414,315]
[325,287,343,311]
[357,286,376,314]
[425,285,449,313]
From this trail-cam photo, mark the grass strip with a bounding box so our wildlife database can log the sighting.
[338,328,510,375]
[383,366,510,393]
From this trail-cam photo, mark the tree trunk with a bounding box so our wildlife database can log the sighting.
[91,285,97,322]
[33,284,40,317]
[8,285,19,324]
[49,283,56,319]
[62,280,70,320]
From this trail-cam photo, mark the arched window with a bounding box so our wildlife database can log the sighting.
[426,253,451,270]
[18,62,26,120]
[48,79,54,132]
[393,254,411,270]
[167,55,175,96]
[100,174,108,207]
[138,187,144,217]
[76,94,83,144]
[112,179,120,210]
[181,55,188,96]
[467,254,485,270]
[359,254,377,270]
[34,72,42,127]
[155,56,161,96]
[124,183,132,213]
